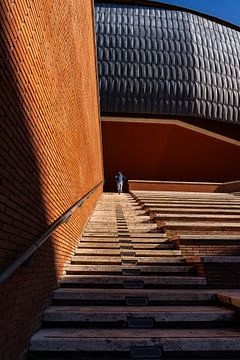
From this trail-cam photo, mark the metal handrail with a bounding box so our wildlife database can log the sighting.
[0,181,103,284]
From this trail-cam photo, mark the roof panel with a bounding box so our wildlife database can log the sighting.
[95,3,240,124]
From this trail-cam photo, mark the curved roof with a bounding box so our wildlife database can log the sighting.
[95,2,240,124]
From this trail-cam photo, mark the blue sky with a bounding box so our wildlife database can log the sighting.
[154,0,240,26]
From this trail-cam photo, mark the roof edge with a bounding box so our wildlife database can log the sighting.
[94,0,240,32]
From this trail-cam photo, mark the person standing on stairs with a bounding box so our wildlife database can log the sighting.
[115,171,125,194]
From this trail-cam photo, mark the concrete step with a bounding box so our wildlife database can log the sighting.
[154,214,240,222]
[125,238,169,243]
[82,234,120,238]
[29,328,240,355]
[131,191,236,197]
[157,221,240,232]
[139,198,240,204]
[75,244,175,254]
[72,253,183,261]
[43,305,236,326]
[52,288,216,305]
[83,232,120,236]
[128,233,167,238]
[137,196,240,201]
[136,198,239,204]
[66,264,193,274]
[70,256,122,265]
[80,237,119,242]
[78,243,121,248]
[132,243,175,249]
[175,234,240,241]
[148,208,240,218]
[75,249,121,255]
[144,203,240,209]
[70,258,186,266]
[60,275,207,287]
[134,250,179,256]
[86,224,157,229]
[136,192,239,197]
[136,197,240,205]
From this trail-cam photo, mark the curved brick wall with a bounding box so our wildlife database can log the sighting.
[0,1,103,358]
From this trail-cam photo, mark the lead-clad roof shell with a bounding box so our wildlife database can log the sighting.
[95,3,240,124]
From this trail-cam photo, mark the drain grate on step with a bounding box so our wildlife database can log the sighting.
[120,245,134,250]
[122,259,138,265]
[128,318,154,328]
[125,296,149,306]
[123,280,144,289]
[131,346,162,359]
[121,251,136,257]
[119,239,131,243]
[123,268,141,276]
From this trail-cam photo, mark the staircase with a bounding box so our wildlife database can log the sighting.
[29,193,240,359]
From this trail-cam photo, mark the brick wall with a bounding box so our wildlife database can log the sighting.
[176,240,240,257]
[129,181,221,192]
[0,1,103,358]
[174,238,240,288]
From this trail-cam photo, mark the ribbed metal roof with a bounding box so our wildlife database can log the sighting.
[95,2,240,124]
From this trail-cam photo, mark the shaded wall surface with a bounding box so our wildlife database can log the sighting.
[95,3,240,124]
[0,1,103,358]
[102,121,240,192]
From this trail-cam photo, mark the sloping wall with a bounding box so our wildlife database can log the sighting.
[0,1,103,358]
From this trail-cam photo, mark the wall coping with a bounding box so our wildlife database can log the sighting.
[129,180,222,185]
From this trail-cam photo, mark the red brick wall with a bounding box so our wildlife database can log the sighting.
[0,1,103,358]
[177,242,240,257]
[129,181,220,192]
[174,240,240,288]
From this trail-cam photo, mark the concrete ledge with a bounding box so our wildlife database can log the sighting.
[129,180,240,193]
[129,180,220,193]
[157,220,240,232]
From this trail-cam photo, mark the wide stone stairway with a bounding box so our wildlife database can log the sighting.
[29,193,240,359]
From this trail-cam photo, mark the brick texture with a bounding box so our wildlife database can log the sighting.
[174,239,240,288]
[0,0,103,358]
[175,240,240,257]
[129,181,221,193]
